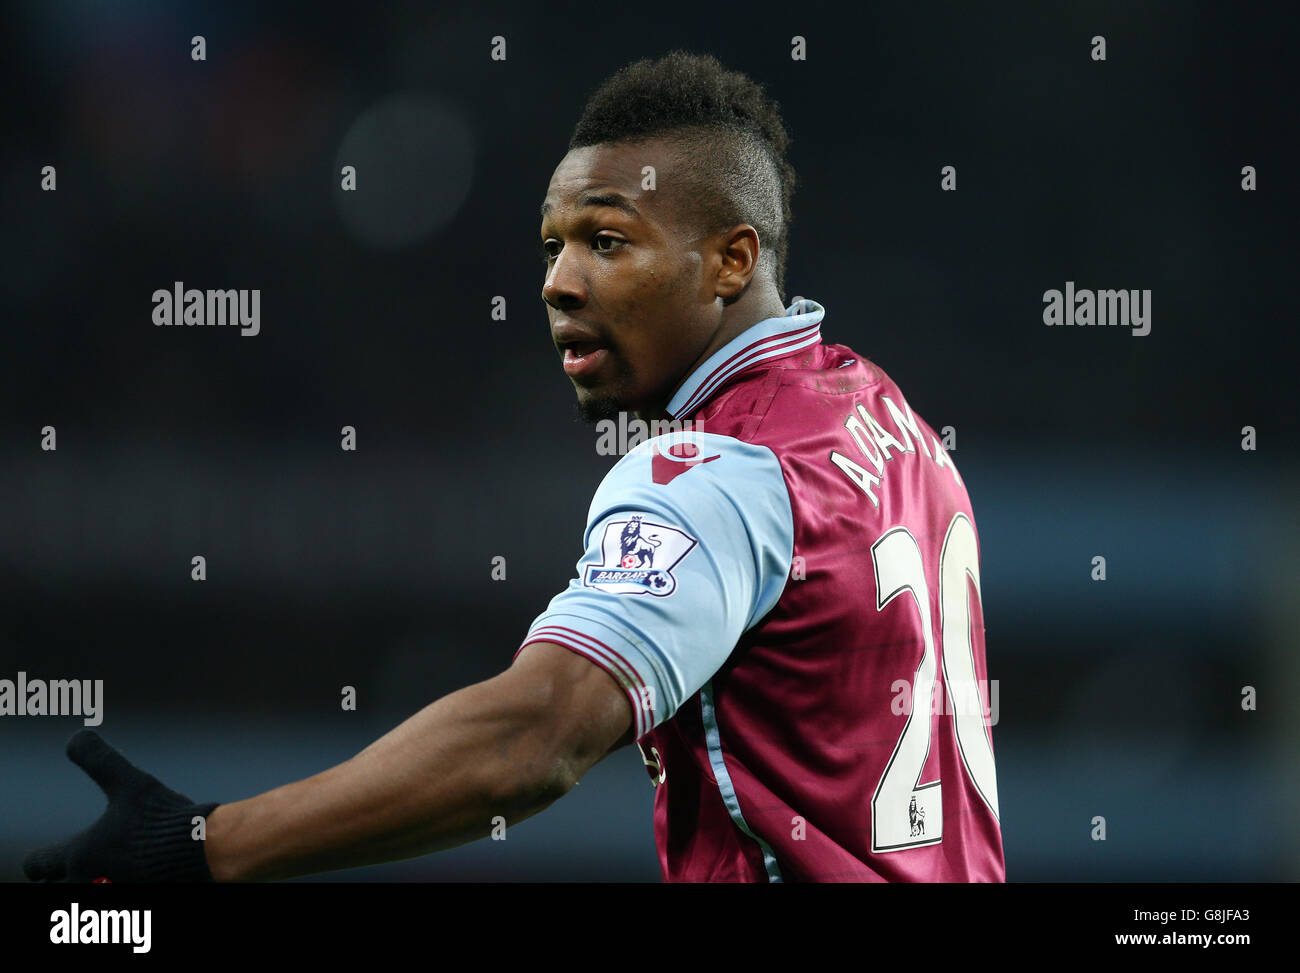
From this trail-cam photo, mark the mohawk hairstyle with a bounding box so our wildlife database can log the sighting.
[568,50,797,304]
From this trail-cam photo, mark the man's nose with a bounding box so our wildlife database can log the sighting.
[542,247,586,309]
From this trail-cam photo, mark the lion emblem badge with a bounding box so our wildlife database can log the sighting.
[583,514,697,596]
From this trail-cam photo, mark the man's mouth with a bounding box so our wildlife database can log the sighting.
[562,342,610,379]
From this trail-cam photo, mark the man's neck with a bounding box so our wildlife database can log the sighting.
[636,288,789,423]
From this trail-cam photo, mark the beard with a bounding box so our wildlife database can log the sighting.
[575,393,627,425]
[572,355,639,425]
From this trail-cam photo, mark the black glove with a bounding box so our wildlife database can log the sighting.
[24,730,221,883]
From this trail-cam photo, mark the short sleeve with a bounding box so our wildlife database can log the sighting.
[514,431,794,739]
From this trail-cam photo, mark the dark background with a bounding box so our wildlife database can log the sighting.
[2,0,1296,881]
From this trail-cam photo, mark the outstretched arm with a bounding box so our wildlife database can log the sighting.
[205,641,634,882]
[25,641,633,884]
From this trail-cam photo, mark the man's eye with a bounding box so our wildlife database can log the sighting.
[540,235,622,263]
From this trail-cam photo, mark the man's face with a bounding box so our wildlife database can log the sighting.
[540,140,718,424]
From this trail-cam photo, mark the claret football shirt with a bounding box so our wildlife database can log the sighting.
[516,297,1005,882]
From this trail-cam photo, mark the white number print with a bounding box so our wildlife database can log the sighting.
[869,513,1000,852]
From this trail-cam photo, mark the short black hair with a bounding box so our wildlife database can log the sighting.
[568,50,796,304]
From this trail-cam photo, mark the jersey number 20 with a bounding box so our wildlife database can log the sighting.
[869,513,999,852]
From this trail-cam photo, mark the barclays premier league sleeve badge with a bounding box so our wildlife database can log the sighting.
[582,515,698,596]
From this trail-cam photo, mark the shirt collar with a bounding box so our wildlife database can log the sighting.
[666,296,825,420]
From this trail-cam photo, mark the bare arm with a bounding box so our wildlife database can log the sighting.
[203,642,634,882]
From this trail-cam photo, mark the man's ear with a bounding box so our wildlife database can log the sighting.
[715,224,763,301]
